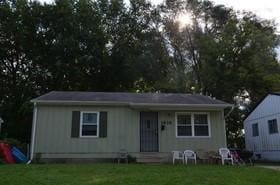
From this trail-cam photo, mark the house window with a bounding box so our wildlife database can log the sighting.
[177,114,192,136]
[176,113,210,137]
[252,123,259,137]
[268,119,278,134]
[194,114,209,136]
[80,112,99,137]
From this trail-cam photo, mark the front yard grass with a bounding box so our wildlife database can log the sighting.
[0,164,279,185]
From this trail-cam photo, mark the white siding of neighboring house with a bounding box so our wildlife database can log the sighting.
[244,94,280,161]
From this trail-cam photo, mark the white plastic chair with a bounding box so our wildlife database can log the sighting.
[117,149,128,164]
[183,150,197,164]
[219,148,233,165]
[172,151,184,164]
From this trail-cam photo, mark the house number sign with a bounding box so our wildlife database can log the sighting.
[160,120,172,131]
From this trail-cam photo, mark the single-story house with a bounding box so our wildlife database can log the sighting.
[244,92,280,161]
[30,91,232,163]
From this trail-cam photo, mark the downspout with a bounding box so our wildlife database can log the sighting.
[28,102,38,163]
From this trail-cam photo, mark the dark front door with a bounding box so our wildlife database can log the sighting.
[140,112,159,152]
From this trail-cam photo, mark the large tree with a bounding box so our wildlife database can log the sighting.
[0,0,170,141]
[162,0,280,147]
[0,0,279,147]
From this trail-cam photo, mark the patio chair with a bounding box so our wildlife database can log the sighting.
[183,150,197,165]
[219,148,233,165]
[172,151,184,164]
[117,149,128,164]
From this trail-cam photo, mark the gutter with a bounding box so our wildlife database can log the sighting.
[28,102,38,163]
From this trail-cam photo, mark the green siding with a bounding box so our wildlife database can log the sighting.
[158,111,226,152]
[34,105,226,159]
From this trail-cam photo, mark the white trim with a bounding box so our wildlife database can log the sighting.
[130,103,231,108]
[252,123,259,137]
[175,112,211,138]
[267,118,278,135]
[175,112,192,137]
[30,102,38,161]
[79,111,100,138]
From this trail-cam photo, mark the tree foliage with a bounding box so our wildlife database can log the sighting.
[161,0,280,147]
[0,0,279,147]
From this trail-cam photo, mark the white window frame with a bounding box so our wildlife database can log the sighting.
[80,111,100,138]
[176,113,192,137]
[267,118,278,135]
[175,112,211,138]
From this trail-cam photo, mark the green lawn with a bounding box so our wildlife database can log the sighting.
[0,164,279,185]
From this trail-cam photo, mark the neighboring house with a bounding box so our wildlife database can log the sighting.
[244,92,280,161]
[30,91,232,162]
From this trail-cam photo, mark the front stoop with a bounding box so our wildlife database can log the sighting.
[136,153,167,163]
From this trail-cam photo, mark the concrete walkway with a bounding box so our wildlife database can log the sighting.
[256,165,280,171]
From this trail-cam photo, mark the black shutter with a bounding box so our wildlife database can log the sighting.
[99,111,107,138]
[71,111,80,138]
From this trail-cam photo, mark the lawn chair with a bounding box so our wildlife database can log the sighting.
[117,149,128,164]
[172,151,184,164]
[219,148,233,165]
[183,150,197,165]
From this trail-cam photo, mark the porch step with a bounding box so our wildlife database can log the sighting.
[137,157,163,163]
[136,153,164,163]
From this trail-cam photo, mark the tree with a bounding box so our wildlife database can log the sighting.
[0,0,39,141]
[162,0,280,147]
[0,0,170,141]
[0,0,279,147]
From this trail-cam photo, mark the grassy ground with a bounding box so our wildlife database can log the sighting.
[0,164,279,185]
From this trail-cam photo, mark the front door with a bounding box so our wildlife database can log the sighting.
[140,112,159,152]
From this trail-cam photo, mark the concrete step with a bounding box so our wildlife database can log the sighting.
[136,153,164,163]
[136,157,163,163]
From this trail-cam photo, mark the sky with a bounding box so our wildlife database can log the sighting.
[213,0,280,29]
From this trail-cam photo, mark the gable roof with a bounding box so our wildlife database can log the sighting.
[31,91,232,108]
[244,92,280,121]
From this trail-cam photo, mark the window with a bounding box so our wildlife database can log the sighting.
[80,112,99,137]
[194,114,209,136]
[176,113,210,137]
[268,119,278,134]
[252,123,259,137]
[177,114,192,136]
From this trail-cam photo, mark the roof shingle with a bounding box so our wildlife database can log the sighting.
[32,91,231,106]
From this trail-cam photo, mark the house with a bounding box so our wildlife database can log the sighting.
[244,92,280,161]
[30,91,232,163]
